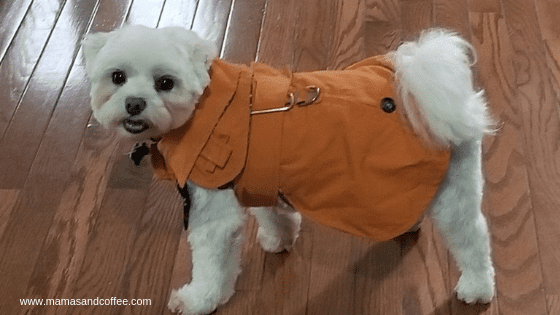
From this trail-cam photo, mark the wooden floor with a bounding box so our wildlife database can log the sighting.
[0,0,559,314]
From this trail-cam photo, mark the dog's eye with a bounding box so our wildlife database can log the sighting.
[155,76,174,91]
[112,71,126,85]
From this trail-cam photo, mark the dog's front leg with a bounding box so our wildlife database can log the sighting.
[168,182,246,315]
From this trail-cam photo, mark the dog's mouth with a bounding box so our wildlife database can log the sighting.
[123,118,150,134]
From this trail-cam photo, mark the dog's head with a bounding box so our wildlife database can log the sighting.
[82,25,217,140]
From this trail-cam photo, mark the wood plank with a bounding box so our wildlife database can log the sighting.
[0,0,102,312]
[400,0,433,40]
[500,0,560,300]
[288,0,366,71]
[0,189,20,241]
[127,0,166,26]
[0,0,96,189]
[292,0,345,71]
[158,0,198,28]
[364,0,402,56]
[119,181,184,315]
[260,0,367,70]
[220,0,266,64]
[323,0,366,70]
[250,230,312,315]
[163,230,192,315]
[469,10,548,315]
[400,221,451,315]
[353,236,403,315]
[65,188,149,315]
[306,225,371,315]
[190,0,233,53]
[0,177,69,314]
[467,0,501,13]
[547,295,559,315]
[233,216,265,292]
[535,0,560,65]
[87,0,132,32]
[21,123,120,315]
[0,0,66,146]
[434,0,470,36]
[216,290,259,315]
[255,0,301,68]
[0,0,33,62]
[534,0,560,150]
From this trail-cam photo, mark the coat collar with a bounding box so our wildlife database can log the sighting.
[151,59,252,187]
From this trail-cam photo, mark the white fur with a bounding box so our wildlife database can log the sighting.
[394,29,493,146]
[83,26,495,314]
[82,25,217,141]
[250,199,302,253]
[168,184,246,314]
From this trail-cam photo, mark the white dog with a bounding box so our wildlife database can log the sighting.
[83,25,495,314]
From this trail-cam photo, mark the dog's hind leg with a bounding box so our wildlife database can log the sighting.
[168,183,246,315]
[430,140,495,304]
[394,29,495,303]
[250,197,302,253]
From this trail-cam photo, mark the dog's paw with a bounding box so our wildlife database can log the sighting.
[168,285,220,315]
[256,211,301,253]
[455,268,495,304]
[257,227,289,253]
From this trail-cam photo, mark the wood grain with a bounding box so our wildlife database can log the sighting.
[365,0,402,56]
[0,189,20,241]
[253,230,313,315]
[158,0,198,28]
[471,12,548,315]
[220,0,266,64]
[255,0,301,68]
[501,0,560,301]
[0,0,101,313]
[21,125,120,315]
[0,0,66,149]
[66,188,149,315]
[190,0,233,54]
[0,0,95,189]
[307,225,372,315]
[88,0,133,32]
[0,0,33,61]
[434,0,470,36]
[118,180,184,315]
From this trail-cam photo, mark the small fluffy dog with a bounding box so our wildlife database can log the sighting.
[83,25,495,314]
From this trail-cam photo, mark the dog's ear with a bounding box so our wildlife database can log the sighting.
[82,32,112,76]
[161,27,218,71]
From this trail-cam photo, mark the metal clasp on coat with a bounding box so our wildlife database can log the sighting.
[251,86,321,115]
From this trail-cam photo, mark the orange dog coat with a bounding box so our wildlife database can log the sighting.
[151,56,450,240]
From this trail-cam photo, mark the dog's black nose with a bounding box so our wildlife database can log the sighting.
[125,97,147,116]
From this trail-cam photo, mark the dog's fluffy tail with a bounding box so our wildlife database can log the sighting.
[393,29,493,147]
